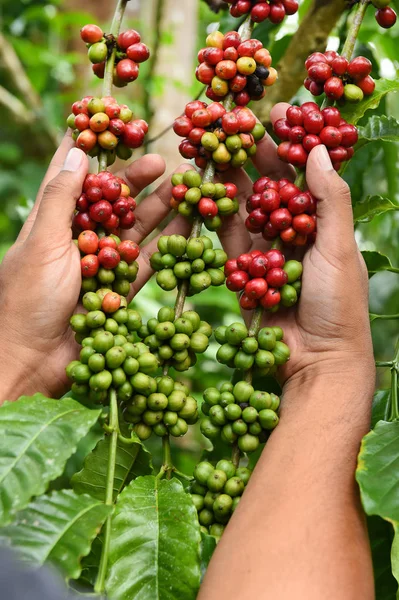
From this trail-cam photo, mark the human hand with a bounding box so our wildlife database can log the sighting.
[0,133,190,403]
[219,103,375,397]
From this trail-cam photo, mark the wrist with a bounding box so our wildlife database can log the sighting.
[282,353,375,422]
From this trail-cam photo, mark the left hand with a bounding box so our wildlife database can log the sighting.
[0,133,190,403]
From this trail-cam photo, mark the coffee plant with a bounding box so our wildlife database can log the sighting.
[1,0,399,598]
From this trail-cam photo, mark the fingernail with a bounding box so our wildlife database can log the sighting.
[63,148,84,172]
[314,145,333,171]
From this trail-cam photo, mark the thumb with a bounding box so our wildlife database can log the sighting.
[31,148,89,237]
[306,145,356,258]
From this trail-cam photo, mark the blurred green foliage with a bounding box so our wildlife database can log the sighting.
[1,0,398,408]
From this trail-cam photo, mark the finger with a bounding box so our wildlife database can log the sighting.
[113,154,166,197]
[306,145,357,259]
[18,132,74,243]
[251,103,296,181]
[29,148,89,239]
[121,164,193,244]
[217,213,253,258]
[130,215,192,297]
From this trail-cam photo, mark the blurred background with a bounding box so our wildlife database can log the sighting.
[1,0,399,467]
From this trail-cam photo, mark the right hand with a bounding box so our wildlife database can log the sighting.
[218,103,375,395]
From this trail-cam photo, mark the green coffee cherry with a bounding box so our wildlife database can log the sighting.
[236,467,252,485]
[272,341,291,365]
[183,170,202,188]
[209,405,227,427]
[207,470,227,492]
[218,391,234,408]
[200,417,220,439]
[216,460,236,480]
[221,424,238,445]
[259,409,279,430]
[238,433,259,453]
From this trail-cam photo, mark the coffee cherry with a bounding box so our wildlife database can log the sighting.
[81,24,103,44]
[375,6,397,27]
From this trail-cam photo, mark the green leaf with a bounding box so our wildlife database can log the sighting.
[368,516,397,600]
[357,421,399,595]
[0,394,100,525]
[354,195,398,223]
[0,490,110,580]
[372,391,390,429]
[361,250,394,276]
[340,79,399,125]
[72,434,152,501]
[358,115,399,145]
[200,532,216,579]
[357,420,399,520]
[106,475,201,600]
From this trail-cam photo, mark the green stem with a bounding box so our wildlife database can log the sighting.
[98,0,129,172]
[341,0,370,62]
[372,313,399,321]
[389,339,399,422]
[376,361,394,368]
[294,171,306,190]
[94,390,119,594]
[162,435,173,479]
[231,442,241,469]
[244,306,264,384]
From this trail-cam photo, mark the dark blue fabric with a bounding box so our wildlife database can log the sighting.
[0,549,92,599]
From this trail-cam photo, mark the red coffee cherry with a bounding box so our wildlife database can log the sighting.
[118,240,140,263]
[226,271,249,292]
[78,230,99,254]
[80,24,103,44]
[89,200,113,223]
[98,247,121,269]
[224,259,238,276]
[81,254,99,277]
[102,292,122,313]
[73,212,96,231]
[118,29,141,50]
[260,288,281,309]
[248,255,269,278]
[98,236,118,250]
[245,278,268,299]
[265,249,285,269]
[375,7,397,28]
[266,268,288,288]
[86,186,102,203]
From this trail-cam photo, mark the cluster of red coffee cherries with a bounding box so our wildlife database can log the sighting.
[305,52,375,102]
[173,100,265,171]
[274,103,358,170]
[246,177,316,246]
[197,30,277,106]
[370,0,397,28]
[225,0,298,23]
[80,25,150,86]
[78,230,139,279]
[225,250,300,311]
[67,96,148,159]
[73,172,136,234]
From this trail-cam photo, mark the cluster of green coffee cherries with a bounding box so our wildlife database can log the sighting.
[170,170,239,232]
[124,375,198,440]
[191,459,251,538]
[201,380,280,453]
[150,234,227,294]
[66,290,156,404]
[136,307,212,372]
[215,324,290,374]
